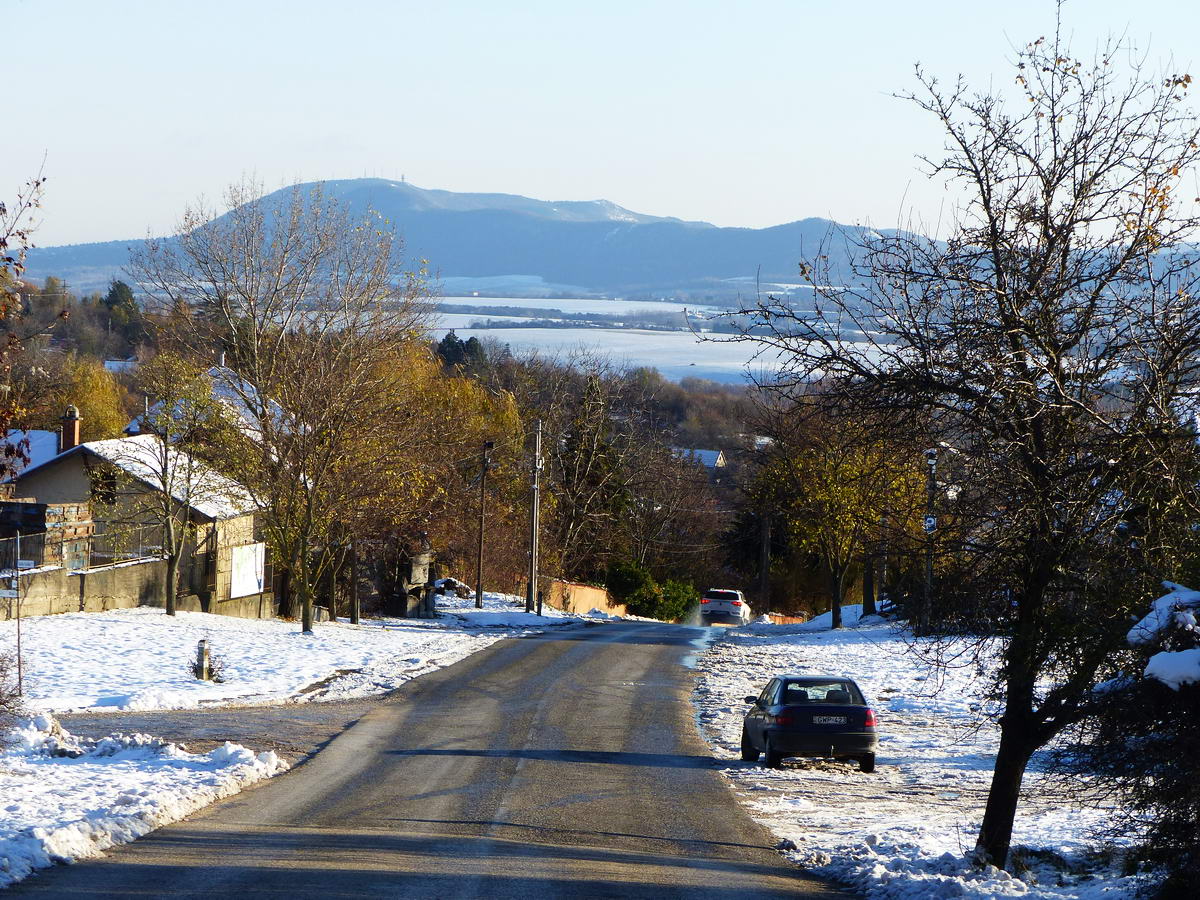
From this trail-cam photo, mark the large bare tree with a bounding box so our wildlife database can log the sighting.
[132,180,431,632]
[731,22,1200,868]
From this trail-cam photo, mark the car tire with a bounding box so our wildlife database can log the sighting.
[740,726,759,761]
[858,753,876,774]
[763,738,783,769]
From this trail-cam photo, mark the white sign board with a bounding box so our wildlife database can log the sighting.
[230,542,266,599]
[0,589,17,599]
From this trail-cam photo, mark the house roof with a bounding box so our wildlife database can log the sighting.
[125,365,285,442]
[673,447,726,469]
[3,429,61,479]
[17,434,255,521]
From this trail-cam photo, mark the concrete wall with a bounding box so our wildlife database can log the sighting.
[766,612,808,625]
[3,558,166,619]
[210,516,257,604]
[0,556,277,622]
[543,580,627,618]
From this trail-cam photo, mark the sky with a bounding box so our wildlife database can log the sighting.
[7,0,1199,246]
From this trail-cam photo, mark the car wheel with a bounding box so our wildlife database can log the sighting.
[858,753,876,774]
[740,726,759,761]
[763,738,783,769]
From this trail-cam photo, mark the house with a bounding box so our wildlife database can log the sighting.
[124,364,285,442]
[1,407,271,620]
[673,447,728,471]
[3,427,64,479]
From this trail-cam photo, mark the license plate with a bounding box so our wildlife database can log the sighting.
[813,715,847,725]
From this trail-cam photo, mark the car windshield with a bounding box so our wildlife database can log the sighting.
[781,680,862,704]
[705,591,739,601]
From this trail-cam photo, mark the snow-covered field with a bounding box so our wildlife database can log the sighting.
[0,592,580,713]
[0,591,591,888]
[693,605,1147,900]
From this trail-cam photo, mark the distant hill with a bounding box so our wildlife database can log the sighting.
[22,179,871,297]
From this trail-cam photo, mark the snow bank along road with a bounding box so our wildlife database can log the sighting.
[694,608,1140,900]
[7,622,843,898]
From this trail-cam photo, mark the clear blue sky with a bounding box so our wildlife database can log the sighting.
[7,0,1197,245]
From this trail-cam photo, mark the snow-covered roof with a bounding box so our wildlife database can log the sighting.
[125,366,285,442]
[19,434,255,521]
[2,429,62,480]
[672,447,726,469]
[103,358,138,375]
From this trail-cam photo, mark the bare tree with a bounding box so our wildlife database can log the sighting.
[131,180,432,632]
[124,353,240,615]
[729,21,1200,868]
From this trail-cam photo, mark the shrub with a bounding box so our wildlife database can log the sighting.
[0,650,25,744]
[605,559,655,604]
[658,579,697,622]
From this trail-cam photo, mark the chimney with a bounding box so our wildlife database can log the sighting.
[59,404,82,454]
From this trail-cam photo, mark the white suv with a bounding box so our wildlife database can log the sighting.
[700,588,751,625]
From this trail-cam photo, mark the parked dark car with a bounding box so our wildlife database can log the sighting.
[740,675,879,772]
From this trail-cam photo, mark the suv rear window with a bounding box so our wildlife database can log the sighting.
[704,590,740,601]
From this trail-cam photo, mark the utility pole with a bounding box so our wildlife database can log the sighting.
[349,539,360,625]
[526,420,542,614]
[922,448,938,633]
[475,440,494,609]
[15,532,23,696]
[757,512,771,615]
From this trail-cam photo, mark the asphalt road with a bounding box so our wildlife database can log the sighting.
[13,621,843,898]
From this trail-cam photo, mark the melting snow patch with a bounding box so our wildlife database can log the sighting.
[0,716,287,889]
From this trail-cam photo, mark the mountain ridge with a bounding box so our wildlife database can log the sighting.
[22,179,867,297]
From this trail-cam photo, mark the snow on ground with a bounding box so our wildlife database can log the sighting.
[0,715,286,889]
[0,589,605,888]
[693,605,1148,899]
[0,591,590,713]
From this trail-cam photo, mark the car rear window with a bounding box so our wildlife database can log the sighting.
[782,680,863,704]
[704,590,740,601]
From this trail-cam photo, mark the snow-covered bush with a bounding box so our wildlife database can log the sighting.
[1067,583,1200,898]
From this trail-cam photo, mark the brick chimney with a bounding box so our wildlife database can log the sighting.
[59,404,82,454]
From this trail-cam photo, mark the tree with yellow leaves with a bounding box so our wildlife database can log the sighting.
[754,394,924,627]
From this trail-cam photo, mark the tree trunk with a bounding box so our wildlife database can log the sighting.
[164,519,178,616]
[862,552,876,617]
[165,552,179,616]
[277,568,295,619]
[324,551,337,622]
[299,578,314,634]
[830,569,843,629]
[975,719,1035,868]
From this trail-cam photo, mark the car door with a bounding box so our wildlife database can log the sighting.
[752,679,779,743]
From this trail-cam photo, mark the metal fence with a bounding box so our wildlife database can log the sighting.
[0,522,165,574]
